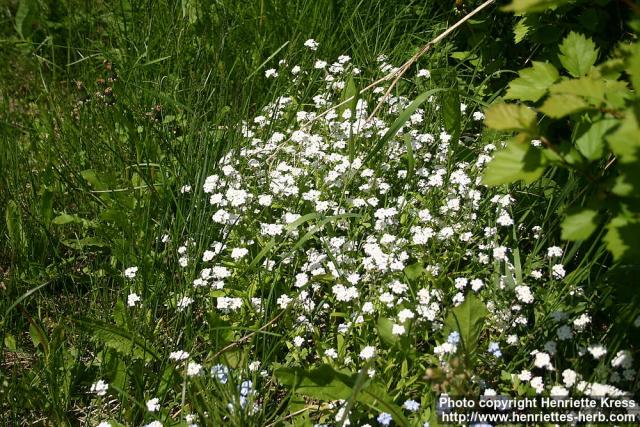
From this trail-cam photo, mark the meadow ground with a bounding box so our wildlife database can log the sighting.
[1,1,639,426]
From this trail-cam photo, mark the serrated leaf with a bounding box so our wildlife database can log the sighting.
[549,77,606,104]
[604,214,640,261]
[502,0,573,12]
[561,208,599,240]
[539,94,589,118]
[444,293,488,361]
[513,18,531,44]
[505,62,559,102]
[607,108,640,164]
[627,42,640,91]
[482,140,547,186]
[575,119,617,161]
[611,163,640,197]
[558,32,599,77]
[484,103,537,132]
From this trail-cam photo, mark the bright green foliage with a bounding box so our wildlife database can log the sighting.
[483,27,640,260]
[482,141,547,185]
[558,32,599,77]
[561,208,600,240]
[443,294,488,363]
[484,103,537,132]
[538,93,589,118]
[505,61,560,102]
[502,0,575,13]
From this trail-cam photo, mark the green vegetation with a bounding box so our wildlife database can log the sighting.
[1,0,639,426]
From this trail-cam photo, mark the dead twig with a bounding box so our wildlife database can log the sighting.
[368,0,496,120]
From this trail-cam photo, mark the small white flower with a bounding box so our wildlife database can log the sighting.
[230,247,249,260]
[303,39,319,50]
[403,399,420,411]
[124,266,138,279]
[146,397,161,412]
[265,68,278,78]
[547,246,563,258]
[562,369,578,387]
[552,264,566,279]
[359,346,376,360]
[169,350,190,361]
[90,379,108,396]
[530,376,544,394]
[325,348,338,359]
[472,111,485,121]
[187,362,203,376]
[518,370,532,381]
[392,324,406,335]
[533,351,553,370]
[587,344,607,360]
[127,293,141,307]
[417,69,431,78]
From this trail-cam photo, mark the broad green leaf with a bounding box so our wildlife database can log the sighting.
[76,318,160,362]
[502,0,573,13]
[505,62,559,102]
[484,103,537,132]
[627,42,640,91]
[403,262,424,280]
[558,32,599,77]
[444,293,488,360]
[339,75,358,116]
[575,119,617,161]
[4,333,17,351]
[5,201,26,252]
[51,213,84,225]
[607,108,640,164]
[549,77,606,104]
[275,364,356,401]
[377,317,400,345]
[275,365,408,426]
[604,79,631,110]
[29,321,49,356]
[81,169,108,191]
[561,208,599,240]
[611,163,640,197]
[482,140,547,186]
[539,94,589,118]
[604,213,640,261]
[442,88,461,139]
[61,237,107,250]
[40,189,54,226]
[15,0,37,38]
